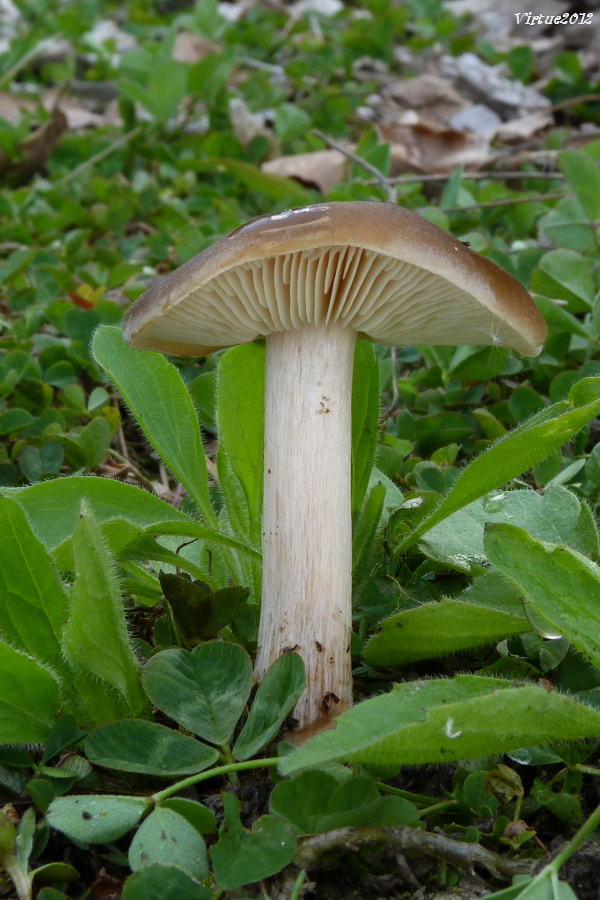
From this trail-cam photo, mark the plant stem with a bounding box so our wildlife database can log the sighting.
[575,764,600,777]
[375,782,440,807]
[548,796,600,872]
[53,127,142,187]
[290,870,307,900]
[3,858,31,900]
[152,757,281,803]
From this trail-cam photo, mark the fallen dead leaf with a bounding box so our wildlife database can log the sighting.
[173,30,222,64]
[41,90,109,129]
[262,148,347,192]
[494,109,554,142]
[383,74,469,125]
[0,88,121,130]
[0,105,68,179]
[378,120,492,174]
[90,867,123,899]
[0,91,36,122]
[229,96,280,157]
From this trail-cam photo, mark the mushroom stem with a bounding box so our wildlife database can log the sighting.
[255,323,357,732]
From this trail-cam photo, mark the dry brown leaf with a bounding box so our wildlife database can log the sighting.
[0,105,67,179]
[90,867,123,899]
[229,97,278,155]
[0,91,35,123]
[41,90,109,129]
[494,109,554,142]
[0,89,121,130]
[379,120,492,174]
[383,74,468,125]
[173,30,222,64]
[262,149,347,192]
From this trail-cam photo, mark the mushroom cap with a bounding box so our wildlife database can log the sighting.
[123,201,546,357]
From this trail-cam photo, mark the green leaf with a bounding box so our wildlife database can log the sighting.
[274,103,311,141]
[30,862,79,888]
[160,574,249,642]
[352,480,386,584]
[279,675,600,774]
[532,249,594,311]
[20,442,64,481]
[534,296,590,339]
[63,502,148,721]
[0,643,59,743]
[0,497,70,675]
[485,523,600,669]
[85,720,219,776]
[217,343,265,543]
[419,485,598,571]
[47,794,149,843]
[16,806,35,873]
[147,60,189,122]
[365,598,528,667]
[27,778,57,812]
[118,62,188,122]
[75,416,112,469]
[42,715,88,764]
[233,653,306,761]
[211,793,296,890]
[351,341,380,517]
[129,808,208,880]
[509,870,578,900]
[159,799,216,835]
[397,378,600,552]
[7,476,259,569]
[538,196,597,252]
[188,48,236,105]
[8,476,195,552]
[142,642,253,745]
[0,408,34,435]
[270,771,419,833]
[122,866,212,900]
[586,443,600,487]
[189,158,311,202]
[531,778,582,825]
[37,890,77,900]
[449,346,509,382]
[559,149,600,222]
[92,326,215,524]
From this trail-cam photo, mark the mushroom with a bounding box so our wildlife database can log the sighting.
[123,201,546,735]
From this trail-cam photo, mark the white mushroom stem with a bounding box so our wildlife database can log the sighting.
[255,323,357,732]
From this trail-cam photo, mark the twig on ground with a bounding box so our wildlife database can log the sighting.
[312,128,397,202]
[366,170,565,186]
[107,448,155,493]
[442,190,567,212]
[294,826,535,881]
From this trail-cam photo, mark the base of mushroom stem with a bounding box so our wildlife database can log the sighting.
[283,713,342,746]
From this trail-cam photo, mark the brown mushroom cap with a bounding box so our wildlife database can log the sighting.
[123,201,546,357]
